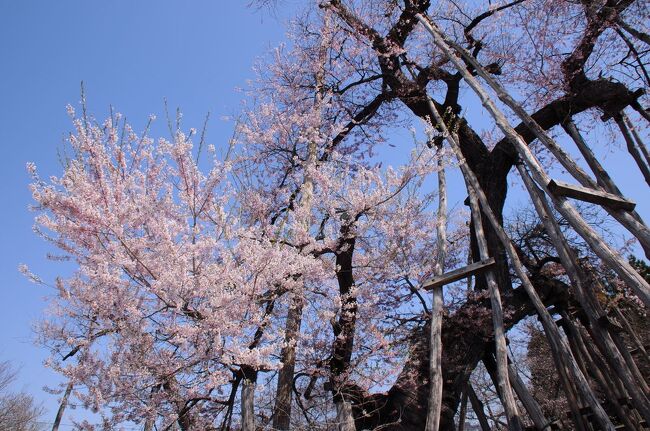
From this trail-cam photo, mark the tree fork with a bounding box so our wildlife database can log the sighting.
[416,14,650,306]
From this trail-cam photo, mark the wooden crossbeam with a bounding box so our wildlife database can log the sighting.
[547,179,636,212]
[422,258,496,291]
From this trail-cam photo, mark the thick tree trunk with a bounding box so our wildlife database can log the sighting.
[330,226,358,431]
[336,400,357,431]
[273,296,303,430]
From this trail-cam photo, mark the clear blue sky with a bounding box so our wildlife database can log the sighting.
[1,1,648,428]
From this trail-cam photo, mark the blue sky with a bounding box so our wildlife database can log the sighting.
[1,1,648,428]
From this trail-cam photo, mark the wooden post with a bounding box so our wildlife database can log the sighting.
[561,313,642,431]
[632,101,650,124]
[613,306,649,361]
[623,111,650,167]
[466,186,523,431]
[485,351,550,430]
[563,120,650,259]
[51,381,73,431]
[507,361,551,431]
[518,166,650,424]
[615,114,650,186]
[563,121,618,193]
[574,321,644,431]
[415,13,650,308]
[458,386,469,431]
[421,14,650,258]
[546,179,636,212]
[467,383,493,431]
[422,258,496,290]
[425,150,448,431]
[420,94,616,431]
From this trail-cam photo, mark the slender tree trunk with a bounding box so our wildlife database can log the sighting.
[335,399,357,431]
[330,225,357,431]
[273,296,304,430]
[143,385,160,431]
[273,14,330,427]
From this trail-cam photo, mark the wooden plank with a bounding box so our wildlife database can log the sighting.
[547,179,636,212]
[422,258,496,291]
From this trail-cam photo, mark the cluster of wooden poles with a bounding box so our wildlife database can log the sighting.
[414,13,650,431]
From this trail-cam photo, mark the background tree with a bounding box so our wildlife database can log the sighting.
[0,360,44,431]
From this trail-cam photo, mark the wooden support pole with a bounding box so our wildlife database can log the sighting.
[467,383,493,431]
[547,179,636,212]
[519,166,650,424]
[426,17,650,257]
[562,120,650,259]
[616,114,650,186]
[613,307,649,361]
[422,258,496,291]
[563,121,619,193]
[562,313,641,431]
[575,322,645,431]
[507,360,550,431]
[623,111,650,167]
[632,101,650,124]
[415,13,650,308]
[458,386,469,431]
[421,93,615,431]
[466,187,523,431]
[609,325,650,397]
[485,351,551,431]
[425,153,448,431]
[51,381,73,431]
